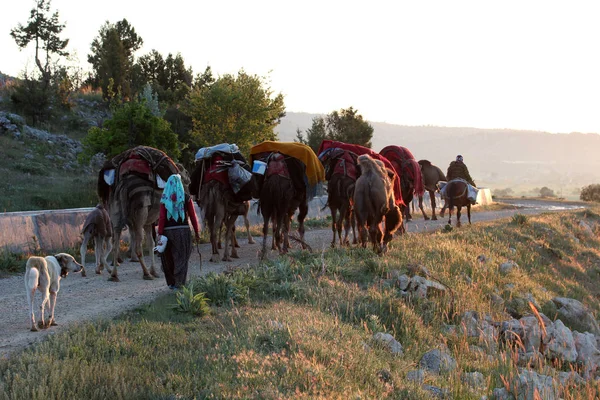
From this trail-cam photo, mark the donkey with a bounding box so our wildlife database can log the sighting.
[440,179,472,227]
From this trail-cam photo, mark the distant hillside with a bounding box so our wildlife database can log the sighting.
[276,112,600,198]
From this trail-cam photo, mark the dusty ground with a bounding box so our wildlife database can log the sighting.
[0,199,586,358]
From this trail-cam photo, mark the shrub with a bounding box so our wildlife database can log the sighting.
[539,186,556,198]
[172,281,210,316]
[580,184,600,202]
[511,213,528,225]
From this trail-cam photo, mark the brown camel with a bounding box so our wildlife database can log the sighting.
[320,149,359,247]
[256,152,309,258]
[189,154,255,263]
[417,160,447,220]
[98,146,181,282]
[354,155,402,254]
[440,180,472,227]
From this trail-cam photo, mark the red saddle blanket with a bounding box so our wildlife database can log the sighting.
[119,155,152,178]
[333,151,358,181]
[266,153,290,179]
[203,155,230,188]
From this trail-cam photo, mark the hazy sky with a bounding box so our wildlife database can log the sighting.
[2,0,599,134]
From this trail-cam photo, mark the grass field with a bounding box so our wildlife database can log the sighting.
[1,207,600,398]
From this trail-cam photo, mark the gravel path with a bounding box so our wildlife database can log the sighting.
[0,199,585,358]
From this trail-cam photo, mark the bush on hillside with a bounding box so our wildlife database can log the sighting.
[580,184,600,202]
[79,99,180,163]
[539,186,556,198]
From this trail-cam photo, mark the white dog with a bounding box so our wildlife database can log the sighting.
[25,253,83,331]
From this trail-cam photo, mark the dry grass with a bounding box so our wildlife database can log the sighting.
[1,207,600,398]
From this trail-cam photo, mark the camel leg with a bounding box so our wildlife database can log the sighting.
[456,206,462,228]
[38,290,49,329]
[245,214,255,244]
[351,210,358,245]
[448,205,453,226]
[342,205,352,246]
[297,198,308,249]
[281,213,291,254]
[146,224,159,278]
[80,231,90,277]
[223,214,238,261]
[418,195,430,220]
[109,228,122,282]
[431,191,439,220]
[232,225,240,248]
[337,203,347,246]
[133,222,153,280]
[330,205,338,248]
[217,224,223,249]
[271,219,277,250]
[260,210,271,260]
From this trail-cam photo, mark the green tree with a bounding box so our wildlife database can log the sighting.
[580,184,600,202]
[305,116,327,153]
[137,50,193,105]
[294,128,307,145]
[80,99,180,162]
[326,107,373,148]
[304,107,373,153]
[10,0,69,85]
[183,67,285,158]
[10,0,70,124]
[88,19,143,100]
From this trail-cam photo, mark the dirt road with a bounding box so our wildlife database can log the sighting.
[0,199,585,358]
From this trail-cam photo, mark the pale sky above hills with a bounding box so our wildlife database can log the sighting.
[2,0,599,134]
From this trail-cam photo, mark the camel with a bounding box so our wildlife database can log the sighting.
[98,146,182,282]
[417,160,447,220]
[440,179,472,227]
[217,201,255,249]
[354,155,402,254]
[190,154,255,263]
[257,152,309,258]
[320,148,359,247]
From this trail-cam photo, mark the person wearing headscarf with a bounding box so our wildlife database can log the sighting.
[157,174,200,289]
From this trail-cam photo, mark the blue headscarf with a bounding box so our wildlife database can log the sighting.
[160,174,185,222]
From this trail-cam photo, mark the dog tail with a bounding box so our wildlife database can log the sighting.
[25,256,50,291]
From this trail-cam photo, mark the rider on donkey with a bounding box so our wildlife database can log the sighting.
[444,155,478,205]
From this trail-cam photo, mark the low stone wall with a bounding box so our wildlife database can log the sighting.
[0,208,94,253]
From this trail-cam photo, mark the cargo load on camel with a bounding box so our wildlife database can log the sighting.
[317,140,404,206]
[98,146,180,204]
[189,143,253,202]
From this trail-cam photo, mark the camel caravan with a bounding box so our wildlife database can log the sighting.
[85,140,479,281]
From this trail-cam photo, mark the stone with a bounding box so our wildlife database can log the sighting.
[513,369,558,400]
[419,348,457,374]
[410,275,446,298]
[422,385,450,399]
[405,369,426,383]
[491,293,505,307]
[499,261,518,275]
[573,330,600,378]
[477,254,488,263]
[579,220,594,236]
[545,319,577,363]
[373,332,403,355]
[492,387,515,400]
[552,297,600,335]
[462,371,486,389]
[396,274,410,291]
[376,369,392,383]
[557,370,584,386]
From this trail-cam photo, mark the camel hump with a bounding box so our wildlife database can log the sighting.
[418,159,431,167]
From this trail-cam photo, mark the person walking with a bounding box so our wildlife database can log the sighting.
[157,174,200,289]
